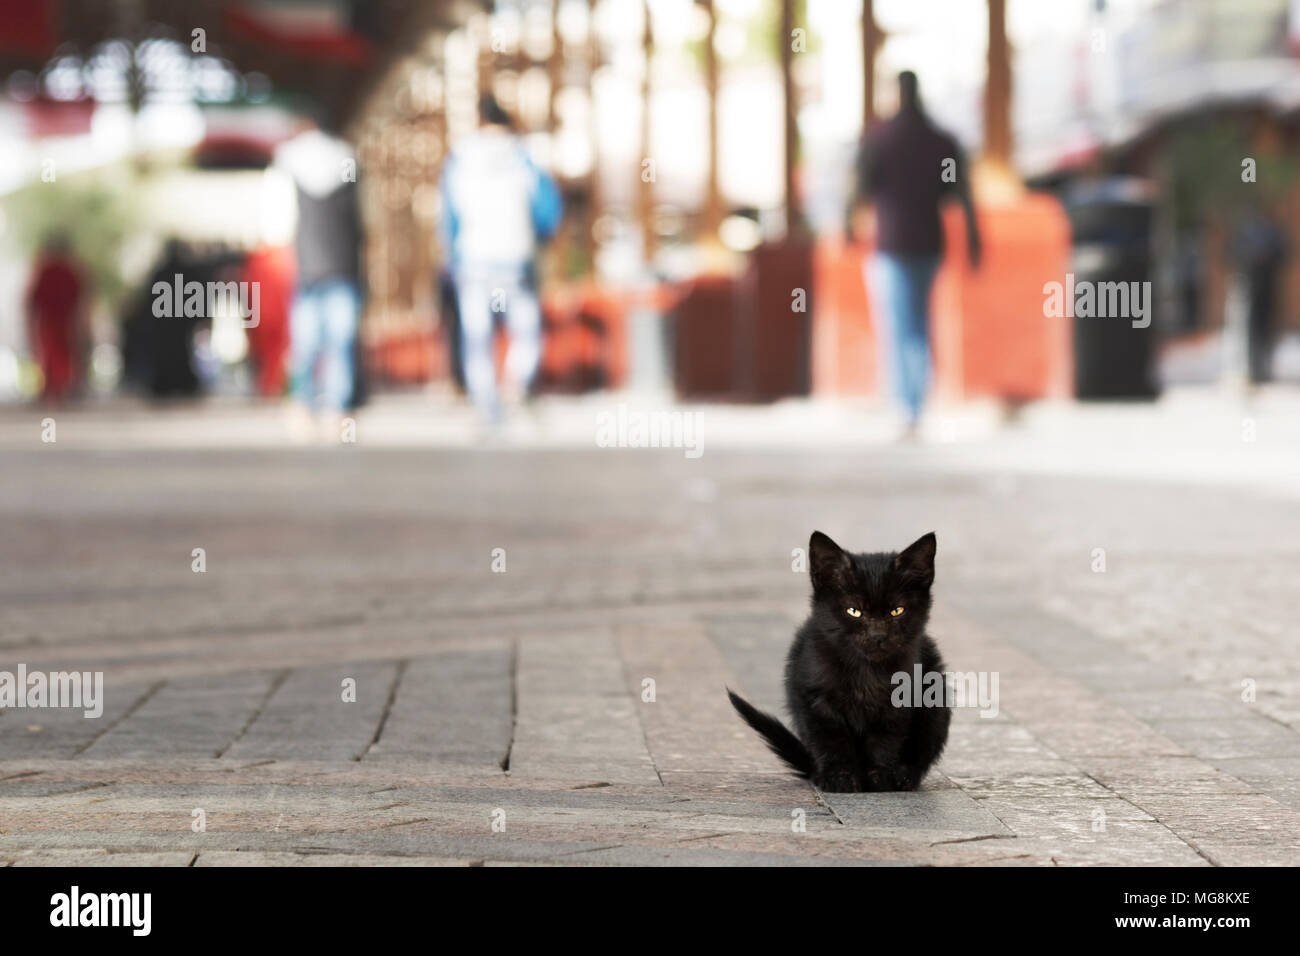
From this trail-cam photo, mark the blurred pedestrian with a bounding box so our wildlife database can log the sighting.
[440,94,562,424]
[137,238,202,399]
[25,233,86,404]
[1231,206,1287,385]
[274,109,362,439]
[242,243,294,397]
[852,71,981,436]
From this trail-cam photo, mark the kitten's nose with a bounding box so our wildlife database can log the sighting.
[866,623,888,642]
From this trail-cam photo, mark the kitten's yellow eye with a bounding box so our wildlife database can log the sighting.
[845,607,862,618]
[890,606,905,617]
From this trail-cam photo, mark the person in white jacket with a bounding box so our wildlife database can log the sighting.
[440,95,562,423]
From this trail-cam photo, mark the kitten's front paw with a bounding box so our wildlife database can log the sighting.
[890,766,921,791]
[863,768,891,791]
[865,767,918,791]
[814,768,861,792]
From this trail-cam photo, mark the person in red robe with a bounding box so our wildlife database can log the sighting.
[242,243,294,397]
[25,235,86,403]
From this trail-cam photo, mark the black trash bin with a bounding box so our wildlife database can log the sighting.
[1064,179,1159,399]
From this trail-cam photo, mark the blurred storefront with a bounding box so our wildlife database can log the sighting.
[1020,0,1300,385]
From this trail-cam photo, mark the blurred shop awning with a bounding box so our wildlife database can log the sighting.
[0,0,474,128]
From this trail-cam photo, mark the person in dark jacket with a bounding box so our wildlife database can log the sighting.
[1231,207,1287,384]
[852,71,981,434]
[274,112,363,437]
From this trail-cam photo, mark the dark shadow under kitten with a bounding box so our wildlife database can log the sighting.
[727,530,951,792]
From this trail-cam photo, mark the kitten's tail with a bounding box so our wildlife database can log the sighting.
[726,688,815,779]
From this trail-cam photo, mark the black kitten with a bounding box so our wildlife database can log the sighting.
[728,531,950,792]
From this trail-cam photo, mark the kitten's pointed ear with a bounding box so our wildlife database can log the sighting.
[895,532,937,587]
[809,531,853,593]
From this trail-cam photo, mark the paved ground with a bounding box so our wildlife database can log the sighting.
[2,396,1300,865]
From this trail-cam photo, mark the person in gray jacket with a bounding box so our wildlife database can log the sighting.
[275,111,363,436]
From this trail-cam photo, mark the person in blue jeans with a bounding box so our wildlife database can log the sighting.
[870,254,941,425]
[440,95,562,424]
[290,279,358,412]
[853,71,981,436]
[274,111,363,440]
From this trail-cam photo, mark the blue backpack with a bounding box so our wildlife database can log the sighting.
[529,159,563,243]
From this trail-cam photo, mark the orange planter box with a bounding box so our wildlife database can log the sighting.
[812,241,877,396]
[537,282,629,392]
[813,192,1073,402]
[369,326,440,385]
[363,283,632,392]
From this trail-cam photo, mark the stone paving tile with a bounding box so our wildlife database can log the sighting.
[0,830,1020,866]
[1207,757,1300,811]
[194,851,473,866]
[1254,678,1300,728]
[974,794,1155,834]
[224,662,397,762]
[5,849,196,867]
[365,648,513,766]
[79,673,279,760]
[945,771,1116,799]
[1120,793,1300,858]
[656,771,817,804]
[1103,688,1252,722]
[1145,718,1300,760]
[1084,756,1265,797]
[0,678,158,761]
[508,634,660,786]
[617,625,778,776]
[704,610,802,715]
[0,820,955,866]
[1010,829,1212,867]
[1014,720,1190,759]
[0,828,669,865]
[822,790,1013,837]
[1,800,828,845]
[0,758,519,793]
